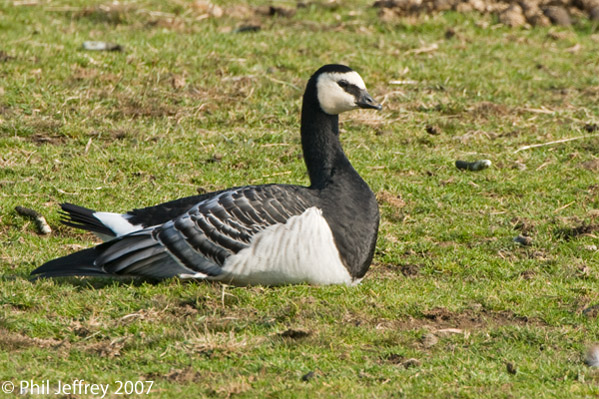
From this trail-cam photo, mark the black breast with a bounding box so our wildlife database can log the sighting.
[318,167,379,279]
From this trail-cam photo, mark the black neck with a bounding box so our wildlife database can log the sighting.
[301,85,351,189]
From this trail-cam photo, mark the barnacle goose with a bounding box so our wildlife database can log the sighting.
[32,64,382,285]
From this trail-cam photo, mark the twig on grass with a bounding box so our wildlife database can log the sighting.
[513,134,599,153]
[264,75,301,91]
[405,43,439,55]
[553,201,575,213]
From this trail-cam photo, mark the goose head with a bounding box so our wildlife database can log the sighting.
[313,64,382,115]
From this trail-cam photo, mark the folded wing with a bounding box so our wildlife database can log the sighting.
[32,185,314,280]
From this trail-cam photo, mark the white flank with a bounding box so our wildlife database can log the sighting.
[93,212,142,237]
[317,71,367,115]
[218,207,352,286]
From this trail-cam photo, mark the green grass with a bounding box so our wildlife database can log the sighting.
[2,0,599,397]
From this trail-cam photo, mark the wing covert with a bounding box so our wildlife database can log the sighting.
[160,185,315,269]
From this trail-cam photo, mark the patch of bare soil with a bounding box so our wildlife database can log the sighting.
[399,263,422,277]
[279,328,311,339]
[583,304,599,318]
[584,123,599,132]
[85,338,127,358]
[12,118,64,144]
[511,217,536,236]
[468,101,510,120]
[74,3,137,25]
[0,50,15,62]
[554,222,599,240]
[0,328,66,351]
[370,261,420,279]
[112,98,178,119]
[147,367,202,383]
[371,306,545,332]
[377,190,406,222]
[0,327,127,358]
[29,133,66,145]
[374,0,599,26]
[581,159,599,172]
[381,353,423,368]
[377,190,406,209]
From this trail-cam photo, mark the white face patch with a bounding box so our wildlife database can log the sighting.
[316,71,367,115]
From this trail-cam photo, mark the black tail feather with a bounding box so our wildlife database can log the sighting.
[31,246,108,278]
[31,233,192,280]
[60,203,116,237]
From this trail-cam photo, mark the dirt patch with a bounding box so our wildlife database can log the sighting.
[468,101,510,121]
[147,367,202,383]
[370,262,423,279]
[0,327,128,358]
[146,367,252,396]
[581,159,599,172]
[420,306,539,328]
[74,3,137,25]
[106,129,131,140]
[13,118,64,141]
[377,190,406,209]
[70,66,99,81]
[371,306,545,332]
[29,133,66,145]
[0,50,15,62]
[374,0,598,26]
[381,353,422,368]
[583,304,599,318]
[519,269,537,280]
[425,124,442,135]
[511,217,535,236]
[85,339,126,358]
[555,222,599,240]
[0,328,66,351]
[279,328,311,339]
[584,123,599,132]
[112,98,178,119]
[399,263,422,277]
[174,331,262,358]
[377,190,406,222]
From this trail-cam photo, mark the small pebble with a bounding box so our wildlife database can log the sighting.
[301,371,315,382]
[513,235,533,246]
[513,161,527,171]
[422,333,438,348]
[444,28,456,39]
[280,329,311,339]
[425,125,441,135]
[82,41,123,52]
[436,328,464,336]
[402,358,421,368]
[455,159,491,171]
[542,6,572,25]
[499,4,527,27]
[585,345,599,367]
[583,304,599,318]
[233,25,261,33]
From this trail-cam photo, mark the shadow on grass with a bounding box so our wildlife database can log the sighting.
[0,273,173,289]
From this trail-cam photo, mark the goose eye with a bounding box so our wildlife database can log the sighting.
[337,80,350,89]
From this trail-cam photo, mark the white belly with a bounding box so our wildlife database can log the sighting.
[216,207,352,286]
